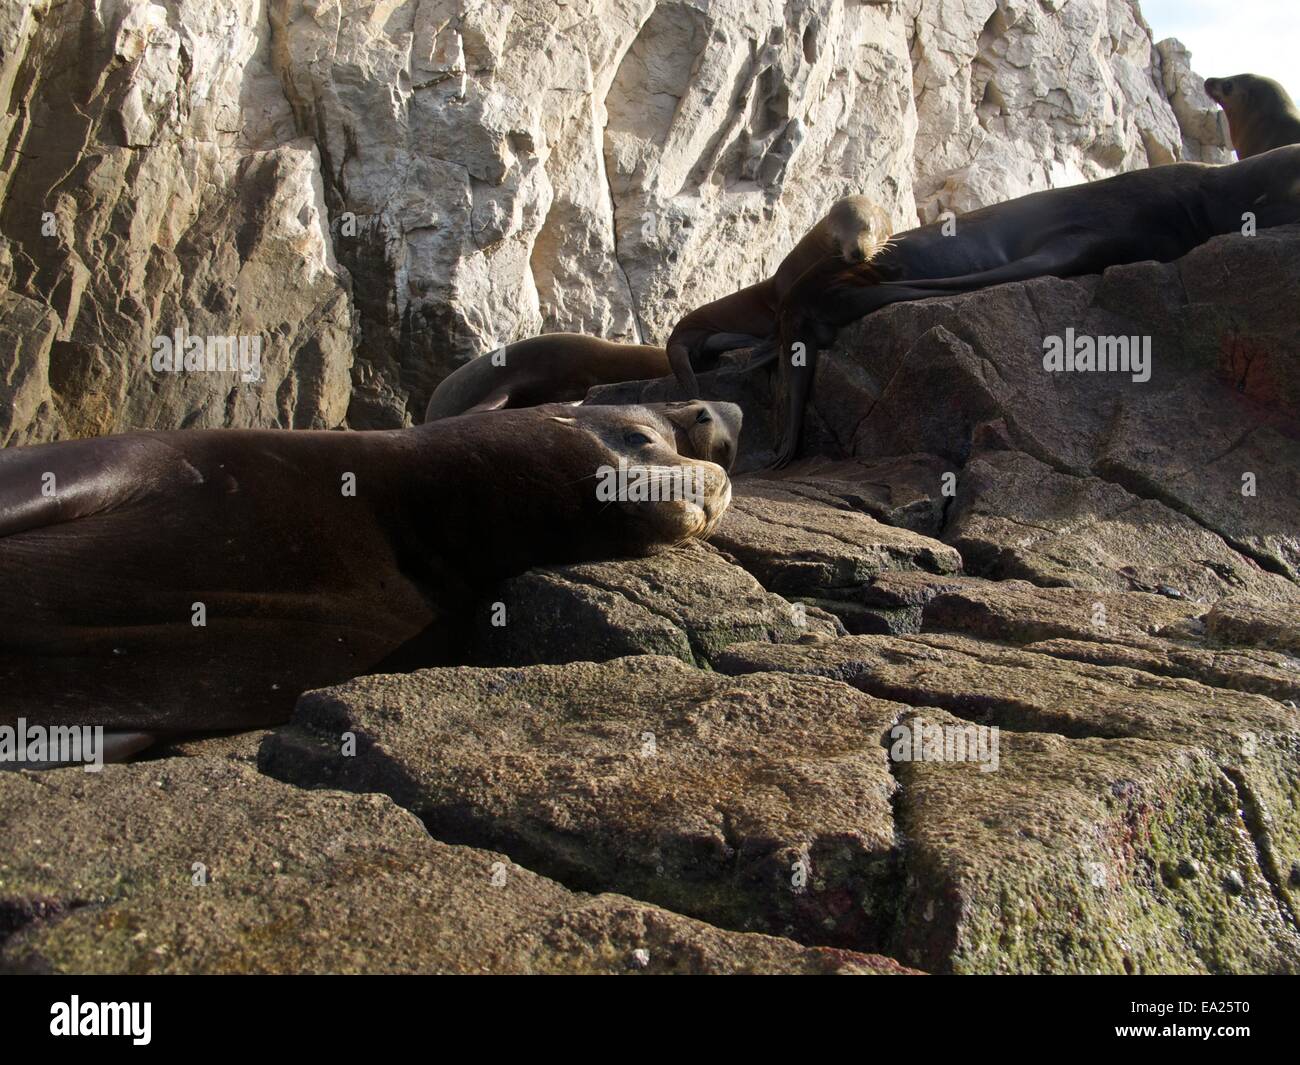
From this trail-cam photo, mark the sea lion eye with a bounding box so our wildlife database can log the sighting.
[695,410,712,424]
[1222,80,1233,93]
[625,430,654,447]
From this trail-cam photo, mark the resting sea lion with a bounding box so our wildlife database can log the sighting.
[425,333,670,420]
[772,145,1300,467]
[0,403,737,740]
[656,399,743,471]
[666,195,891,396]
[1205,74,1300,159]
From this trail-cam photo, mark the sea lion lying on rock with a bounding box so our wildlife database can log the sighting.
[425,333,671,420]
[1205,74,1300,159]
[771,145,1300,467]
[0,403,737,742]
[666,195,892,396]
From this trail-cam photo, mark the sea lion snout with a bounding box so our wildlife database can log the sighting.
[567,404,735,551]
[827,196,892,267]
[1204,77,1228,103]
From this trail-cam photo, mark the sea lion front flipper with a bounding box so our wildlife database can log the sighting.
[0,730,156,770]
[667,340,702,398]
[699,332,768,355]
[99,731,158,763]
[771,315,820,469]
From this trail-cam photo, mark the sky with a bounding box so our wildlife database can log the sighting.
[1140,0,1299,101]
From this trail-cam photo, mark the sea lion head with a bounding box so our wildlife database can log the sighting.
[826,195,893,265]
[539,404,734,556]
[651,400,743,471]
[1205,74,1293,117]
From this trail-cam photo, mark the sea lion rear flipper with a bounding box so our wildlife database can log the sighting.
[879,249,1087,292]
[465,392,511,414]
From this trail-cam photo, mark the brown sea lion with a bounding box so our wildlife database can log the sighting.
[772,145,1300,467]
[1205,74,1300,159]
[656,399,743,471]
[425,333,670,420]
[665,196,892,396]
[0,403,736,739]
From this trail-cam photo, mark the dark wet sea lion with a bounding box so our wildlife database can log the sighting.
[666,196,891,396]
[771,145,1300,467]
[0,403,736,736]
[1205,74,1300,159]
[425,333,670,420]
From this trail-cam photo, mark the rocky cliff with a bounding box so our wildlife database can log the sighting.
[0,0,1228,439]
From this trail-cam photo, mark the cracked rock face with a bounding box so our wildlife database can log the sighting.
[0,0,1226,436]
[472,540,844,668]
[260,656,906,949]
[0,758,913,974]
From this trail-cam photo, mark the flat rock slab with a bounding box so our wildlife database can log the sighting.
[260,655,904,948]
[710,488,961,613]
[1205,597,1300,656]
[473,541,841,668]
[0,759,912,975]
[715,633,1300,922]
[1026,638,1300,704]
[947,450,1300,604]
[890,708,1300,974]
[739,454,951,536]
[919,578,1204,644]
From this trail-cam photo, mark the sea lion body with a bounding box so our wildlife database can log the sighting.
[1206,74,1300,159]
[425,333,670,421]
[0,403,736,735]
[773,146,1300,466]
[666,196,891,395]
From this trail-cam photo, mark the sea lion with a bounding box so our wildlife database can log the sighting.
[425,333,671,421]
[772,145,1300,467]
[1205,74,1300,159]
[666,195,892,396]
[0,403,737,739]
[656,399,743,471]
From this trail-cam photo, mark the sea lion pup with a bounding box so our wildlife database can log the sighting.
[0,403,736,742]
[665,195,891,396]
[1205,74,1300,159]
[771,145,1300,467]
[424,333,671,420]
